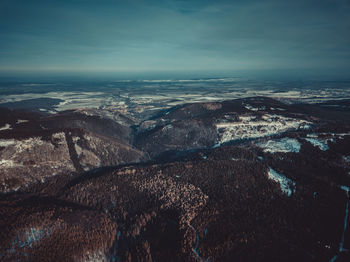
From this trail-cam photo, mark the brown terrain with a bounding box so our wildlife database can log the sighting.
[1,97,350,261]
[0,108,146,192]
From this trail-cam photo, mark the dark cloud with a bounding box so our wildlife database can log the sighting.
[0,0,349,78]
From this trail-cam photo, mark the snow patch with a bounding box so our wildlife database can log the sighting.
[16,119,29,124]
[343,156,350,164]
[329,255,338,262]
[339,201,349,253]
[21,228,46,248]
[317,132,350,138]
[10,227,48,252]
[244,104,259,111]
[0,123,12,131]
[336,185,349,255]
[304,137,334,151]
[0,159,15,167]
[162,124,173,131]
[267,167,296,196]
[75,143,83,157]
[216,114,311,144]
[340,185,349,194]
[239,115,257,122]
[51,132,66,145]
[0,139,16,147]
[72,136,80,143]
[306,133,318,138]
[257,138,301,153]
[14,137,44,153]
[189,224,201,259]
[83,250,108,262]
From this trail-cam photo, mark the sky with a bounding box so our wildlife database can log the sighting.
[0,0,350,79]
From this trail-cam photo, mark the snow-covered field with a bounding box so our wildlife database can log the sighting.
[257,138,301,153]
[216,114,311,144]
[1,79,350,118]
[0,133,75,192]
[0,91,106,112]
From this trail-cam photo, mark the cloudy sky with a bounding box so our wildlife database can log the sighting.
[1,0,350,78]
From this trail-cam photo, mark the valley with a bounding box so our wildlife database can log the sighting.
[1,94,350,261]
